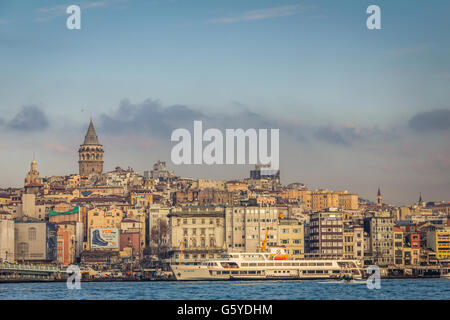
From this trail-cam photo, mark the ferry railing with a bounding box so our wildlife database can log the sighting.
[0,263,61,272]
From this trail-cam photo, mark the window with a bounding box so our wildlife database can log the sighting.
[18,242,29,258]
[28,227,36,241]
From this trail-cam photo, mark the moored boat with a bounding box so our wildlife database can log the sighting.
[170,251,363,281]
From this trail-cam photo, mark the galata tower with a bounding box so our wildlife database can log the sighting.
[78,114,104,176]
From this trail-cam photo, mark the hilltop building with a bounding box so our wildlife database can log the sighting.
[79,114,104,176]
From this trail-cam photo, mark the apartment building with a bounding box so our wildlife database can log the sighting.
[364,211,394,266]
[225,206,288,253]
[308,210,344,258]
[278,218,305,259]
[168,206,226,261]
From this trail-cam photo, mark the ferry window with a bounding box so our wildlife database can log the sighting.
[249,263,256,266]
[266,263,274,266]
[308,263,316,266]
[275,263,283,266]
[249,271,256,274]
[241,263,248,267]
[292,263,300,266]
[240,271,247,274]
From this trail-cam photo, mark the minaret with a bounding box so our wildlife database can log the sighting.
[24,158,43,194]
[78,114,104,176]
[25,159,42,185]
[377,187,382,206]
[418,192,424,207]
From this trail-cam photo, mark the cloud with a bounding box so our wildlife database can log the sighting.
[99,98,207,137]
[98,98,405,149]
[408,109,450,132]
[314,124,397,147]
[98,98,308,144]
[315,126,351,146]
[208,4,311,24]
[45,143,72,156]
[392,44,429,56]
[35,0,127,22]
[7,105,49,132]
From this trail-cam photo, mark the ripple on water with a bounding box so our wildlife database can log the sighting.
[1,279,449,300]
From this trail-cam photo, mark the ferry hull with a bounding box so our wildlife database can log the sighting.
[170,265,362,281]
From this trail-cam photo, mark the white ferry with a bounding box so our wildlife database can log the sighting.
[170,249,363,281]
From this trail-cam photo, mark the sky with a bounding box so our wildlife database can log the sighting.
[0,0,449,206]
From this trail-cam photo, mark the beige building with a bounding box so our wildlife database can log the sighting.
[343,224,364,261]
[278,219,304,259]
[225,181,248,192]
[225,206,287,253]
[192,179,226,190]
[281,189,358,211]
[21,193,46,220]
[14,220,57,262]
[364,211,394,266]
[0,216,14,261]
[169,206,226,261]
[86,207,123,250]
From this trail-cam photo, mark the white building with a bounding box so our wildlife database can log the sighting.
[0,216,14,261]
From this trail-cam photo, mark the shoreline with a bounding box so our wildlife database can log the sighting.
[0,276,446,284]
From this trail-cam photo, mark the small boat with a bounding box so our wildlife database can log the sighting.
[440,268,450,279]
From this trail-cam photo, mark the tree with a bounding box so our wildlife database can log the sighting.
[150,219,169,259]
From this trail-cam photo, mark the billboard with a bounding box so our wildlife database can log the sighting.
[90,228,119,249]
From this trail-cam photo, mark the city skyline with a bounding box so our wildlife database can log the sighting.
[1,0,450,205]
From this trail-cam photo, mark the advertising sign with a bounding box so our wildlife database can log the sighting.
[90,228,119,249]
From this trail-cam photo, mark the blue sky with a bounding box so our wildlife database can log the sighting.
[0,0,450,205]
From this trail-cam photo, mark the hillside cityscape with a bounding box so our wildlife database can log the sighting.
[0,117,449,281]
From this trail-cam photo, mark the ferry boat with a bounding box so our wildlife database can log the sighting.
[170,249,363,281]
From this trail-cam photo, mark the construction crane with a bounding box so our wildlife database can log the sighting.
[257,228,271,252]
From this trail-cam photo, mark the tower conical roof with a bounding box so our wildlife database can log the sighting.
[377,187,381,196]
[83,118,100,145]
